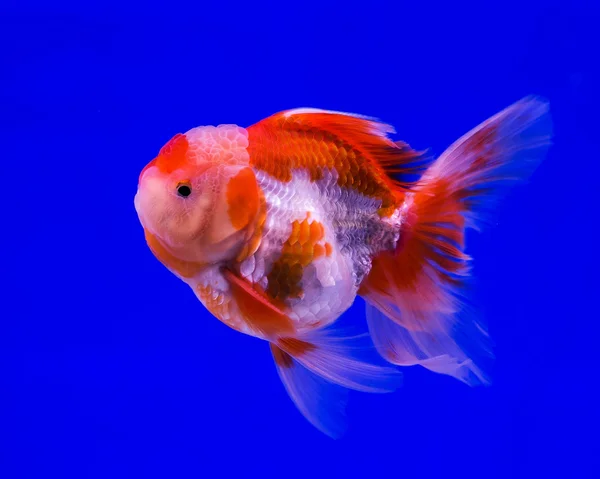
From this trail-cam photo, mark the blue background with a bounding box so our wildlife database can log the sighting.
[2,1,598,477]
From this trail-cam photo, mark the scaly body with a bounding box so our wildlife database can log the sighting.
[134,98,551,437]
[193,161,404,336]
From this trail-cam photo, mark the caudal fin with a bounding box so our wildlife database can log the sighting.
[360,96,552,384]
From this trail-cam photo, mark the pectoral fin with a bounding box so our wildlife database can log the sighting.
[222,268,296,337]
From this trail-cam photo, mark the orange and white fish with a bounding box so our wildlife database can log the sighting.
[134,97,551,437]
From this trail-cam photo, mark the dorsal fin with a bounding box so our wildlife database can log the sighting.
[282,107,383,123]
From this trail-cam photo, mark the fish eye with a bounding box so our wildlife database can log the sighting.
[176,182,192,198]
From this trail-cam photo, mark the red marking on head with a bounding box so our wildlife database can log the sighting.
[226,167,260,231]
[138,133,190,184]
[154,133,190,174]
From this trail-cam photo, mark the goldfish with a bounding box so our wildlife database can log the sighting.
[134,96,551,437]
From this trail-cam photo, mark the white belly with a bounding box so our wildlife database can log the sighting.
[235,167,396,333]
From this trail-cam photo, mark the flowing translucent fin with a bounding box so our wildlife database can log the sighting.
[270,344,349,439]
[222,266,402,434]
[360,96,552,383]
[422,95,553,230]
[270,326,402,438]
[274,327,403,394]
[365,301,489,385]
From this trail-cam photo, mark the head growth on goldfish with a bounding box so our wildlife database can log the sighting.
[135,125,263,275]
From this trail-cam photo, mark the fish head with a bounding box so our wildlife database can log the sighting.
[134,124,260,272]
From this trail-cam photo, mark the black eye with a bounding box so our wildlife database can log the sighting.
[177,183,192,198]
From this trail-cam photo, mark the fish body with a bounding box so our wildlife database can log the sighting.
[134,98,551,437]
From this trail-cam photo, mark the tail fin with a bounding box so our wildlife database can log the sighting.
[270,327,403,438]
[360,96,552,385]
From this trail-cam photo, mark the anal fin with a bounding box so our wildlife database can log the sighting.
[271,344,349,439]
[269,327,403,438]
